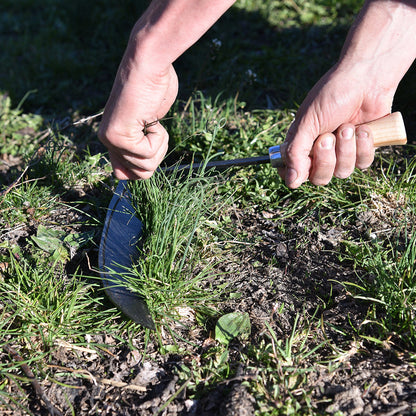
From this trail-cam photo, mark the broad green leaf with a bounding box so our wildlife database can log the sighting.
[215,312,251,346]
[31,225,65,253]
[64,230,95,249]
[51,246,69,262]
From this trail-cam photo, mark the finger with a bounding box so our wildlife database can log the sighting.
[111,161,134,180]
[355,125,374,169]
[110,154,158,180]
[282,120,317,189]
[309,133,336,186]
[110,151,148,180]
[134,122,169,159]
[278,142,311,188]
[117,121,169,160]
[105,121,169,176]
[334,124,356,179]
[99,114,168,157]
[123,136,169,172]
[109,135,169,180]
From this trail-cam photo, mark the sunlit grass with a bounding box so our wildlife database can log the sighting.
[127,135,233,334]
[340,225,416,350]
[0,254,116,349]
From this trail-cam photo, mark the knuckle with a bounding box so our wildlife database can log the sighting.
[98,125,122,147]
[285,145,308,168]
[137,156,162,174]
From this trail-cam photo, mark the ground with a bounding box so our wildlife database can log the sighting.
[2,163,416,415]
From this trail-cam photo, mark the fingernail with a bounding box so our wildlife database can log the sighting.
[320,135,334,149]
[357,129,369,140]
[286,167,298,185]
[341,127,354,140]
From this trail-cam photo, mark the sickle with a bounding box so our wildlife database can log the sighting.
[99,112,406,330]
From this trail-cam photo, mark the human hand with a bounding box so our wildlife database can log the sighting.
[98,0,236,180]
[278,0,416,189]
[279,65,395,188]
[98,60,178,180]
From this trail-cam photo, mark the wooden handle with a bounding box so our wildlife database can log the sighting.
[364,112,407,147]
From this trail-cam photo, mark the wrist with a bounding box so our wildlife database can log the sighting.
[124,0,236,72]
[127,19,174,72]
[338,1,416,91]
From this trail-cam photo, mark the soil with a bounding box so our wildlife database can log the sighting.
[2,174,416,416]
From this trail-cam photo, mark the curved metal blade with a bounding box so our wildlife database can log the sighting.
[98,180,155,330]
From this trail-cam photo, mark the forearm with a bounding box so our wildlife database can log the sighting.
[126,0,236,72]
[338,0,416,92]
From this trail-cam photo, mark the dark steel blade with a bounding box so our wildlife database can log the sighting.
[98,180,155,330]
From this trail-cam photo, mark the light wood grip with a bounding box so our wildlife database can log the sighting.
[364,112,407,147]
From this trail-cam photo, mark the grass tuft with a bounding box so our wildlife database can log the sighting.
[0,254,114,349]
[127,143,233,334]
[341,226,416,349]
